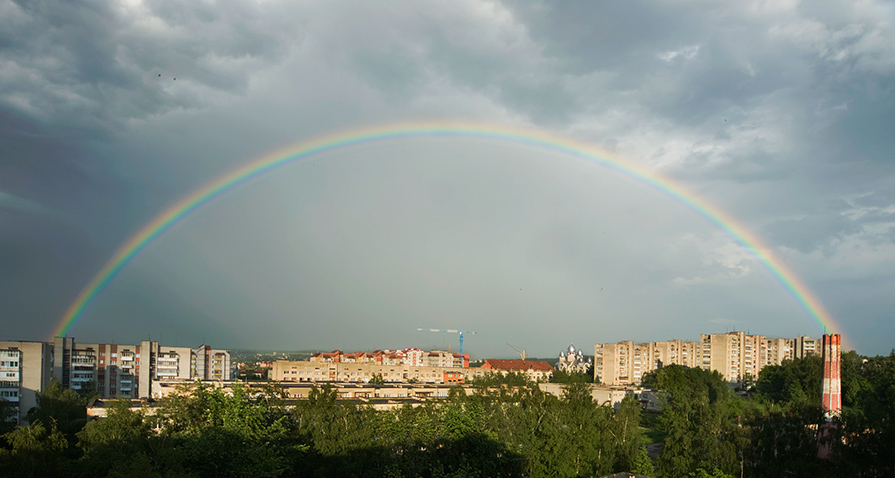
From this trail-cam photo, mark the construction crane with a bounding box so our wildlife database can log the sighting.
[506,343,526,361]
[417,328,477,357]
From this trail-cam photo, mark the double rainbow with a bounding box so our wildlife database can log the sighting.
[53,122,842,341]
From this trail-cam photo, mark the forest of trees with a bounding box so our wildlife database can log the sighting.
[0,351,892,477]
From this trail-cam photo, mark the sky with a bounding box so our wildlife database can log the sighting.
[1,0,893,358]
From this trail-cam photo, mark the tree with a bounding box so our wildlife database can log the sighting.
[0,419,69,477]
[0,398,17,435]
[26,379,87,429]
[549,368,594,384]
[76,399,155,476]
[24,378,87,454]
[613,394,653,475]
[469,371,532,388]
[157,381,293,477]
[834,352,895,476]
[754,355,822,405]
[645,365,740,478]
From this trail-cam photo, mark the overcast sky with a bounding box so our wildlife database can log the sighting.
[2,0,893,358]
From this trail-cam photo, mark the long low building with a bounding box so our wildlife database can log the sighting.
[270,360,483,384]
[270,357,556,385]
[141,379,651,411]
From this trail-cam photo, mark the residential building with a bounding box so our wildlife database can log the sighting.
[309,349,468,368]
[53,337,230,400]
[269,360,473,385]
[480,359,554,382]
[595,333,822,386]
[0,340,54,424]
[699,332,767,384]
[594,340,700,386]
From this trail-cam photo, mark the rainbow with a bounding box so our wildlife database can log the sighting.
[53,122,843,342]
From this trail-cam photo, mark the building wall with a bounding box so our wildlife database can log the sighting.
[53,338,230,400]
[270,360,475,385]
[699,332,769,384]
[0,340,54,424]
[596,333,820,386]
[765,337,793,365]
[795,336,821,359]
[595,339,701,386]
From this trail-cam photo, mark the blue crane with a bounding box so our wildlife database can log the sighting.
[416,328,477,359]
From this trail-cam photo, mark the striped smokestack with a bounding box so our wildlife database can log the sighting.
[821,333,842,419]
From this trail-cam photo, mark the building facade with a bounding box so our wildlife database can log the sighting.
[51,337,230,401]
[594,340,700,386]
[270,360,479,385]
[595,333,822,386]
[0,340,55,424]
[309,349,467,368]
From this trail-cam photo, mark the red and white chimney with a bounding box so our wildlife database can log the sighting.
[818,333,841,459]
[821,333,842,420]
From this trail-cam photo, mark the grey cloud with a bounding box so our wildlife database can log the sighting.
[2,0,894,356]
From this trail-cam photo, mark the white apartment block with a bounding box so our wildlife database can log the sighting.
[595,332,822,386]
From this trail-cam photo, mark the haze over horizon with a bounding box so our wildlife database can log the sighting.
[2,1,893,358]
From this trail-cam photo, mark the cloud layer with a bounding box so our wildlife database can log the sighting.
[2,0,893,356]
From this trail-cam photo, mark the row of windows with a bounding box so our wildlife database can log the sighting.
[0,361,18,367]
[0,390,18,398]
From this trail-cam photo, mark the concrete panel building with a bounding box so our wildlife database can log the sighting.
[699,332,768,384]
[596,332,823,386]
[270,360,475,386]
[595,339,700,386]
[0,340,55,424]
[309,349,467,368]
[53,337,230,400]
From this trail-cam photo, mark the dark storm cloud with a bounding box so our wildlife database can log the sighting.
[1,0,893,355]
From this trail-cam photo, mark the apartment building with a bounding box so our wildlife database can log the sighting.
[594,339,701,386]
[699,332,766,384]
[595,333,822,386]
[425,350,464,368]
[53,337,230,400]
[271,360,475,385]
[309,349,468,368]
[0,340,54,424]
